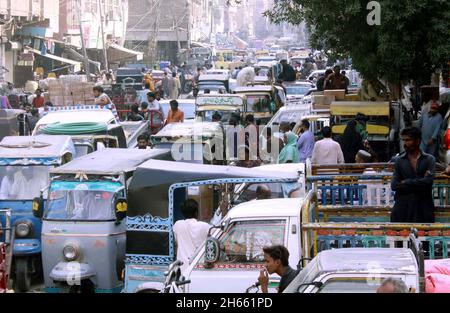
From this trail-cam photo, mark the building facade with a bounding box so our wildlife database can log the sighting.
[0,0,60,85]
[126,0,214,66]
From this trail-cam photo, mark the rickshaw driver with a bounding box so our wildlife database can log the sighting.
[0,166,14,199]
[9,167,47,200]
[72,191,115,220]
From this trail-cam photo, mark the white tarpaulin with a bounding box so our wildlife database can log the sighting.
[107,43,144,63]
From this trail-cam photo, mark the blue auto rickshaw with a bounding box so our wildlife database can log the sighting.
[0,135,75,292]
[33,148,172,293]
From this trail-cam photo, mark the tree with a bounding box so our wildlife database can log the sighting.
[261,0,450,87]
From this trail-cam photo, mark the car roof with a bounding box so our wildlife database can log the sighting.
[199,74,228,81]
[254,163,305,175]
[316,248,418,274]
[226,198,303,220]
[153,121,222,138]
[234,86,273,93]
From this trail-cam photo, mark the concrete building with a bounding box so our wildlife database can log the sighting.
[126,0,214,66]
[0,0,60,85]
[59,0,139,69]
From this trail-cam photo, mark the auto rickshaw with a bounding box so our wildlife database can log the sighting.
[0,135,75,292]
[195,94,245,125]
[122,160,303,293]
[32,148,172,293]
[151,122,226,165]
[330,101,404,161]
[234,85,286,125]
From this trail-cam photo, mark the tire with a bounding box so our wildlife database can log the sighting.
[15,257,31,292]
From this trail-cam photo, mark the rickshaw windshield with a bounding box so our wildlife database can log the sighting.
[45,189,116,221]
[246,95,271,113]
[199,111,234,123]
[0,165,51,200]
[44,182,122,221]
[74,144,93,158]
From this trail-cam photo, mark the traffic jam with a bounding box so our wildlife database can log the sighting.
[1,0,450,296]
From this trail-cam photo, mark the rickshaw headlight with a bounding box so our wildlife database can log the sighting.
[63,244,79,261]
[15,222,31,238]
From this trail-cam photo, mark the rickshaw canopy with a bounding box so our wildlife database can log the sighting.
[50,148,171,176]
[330,101,390,116]
[0,135,75,165]
[129,160,300,191]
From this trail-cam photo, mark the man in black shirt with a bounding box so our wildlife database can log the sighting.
[278,60,296,82]
[391,127,436,223]
[258,245,298,293]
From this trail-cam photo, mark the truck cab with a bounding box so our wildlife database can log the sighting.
[32,106,130,157]
[186,198,306,293]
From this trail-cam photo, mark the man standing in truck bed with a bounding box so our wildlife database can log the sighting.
[391,127,436,223]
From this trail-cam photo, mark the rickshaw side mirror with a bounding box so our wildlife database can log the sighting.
[32,197,44,218]
[115,198,128,221]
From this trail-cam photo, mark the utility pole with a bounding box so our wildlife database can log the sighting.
[77,0,91,80]
[98,0,109,72]
[147,0,162,68]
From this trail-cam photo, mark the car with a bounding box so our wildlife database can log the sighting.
[283,81,316,106]
[307,70,327,83]
[283,248,420,293]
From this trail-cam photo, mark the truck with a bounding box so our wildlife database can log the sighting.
[174,163,450,293]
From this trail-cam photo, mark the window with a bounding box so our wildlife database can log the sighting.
[0,165,51,200]
[246,95,270,113]
[216,220,286,264]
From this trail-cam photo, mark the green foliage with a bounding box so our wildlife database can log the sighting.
[263,0,450,84]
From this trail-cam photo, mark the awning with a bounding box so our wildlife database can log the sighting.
[64,48,101,73]
[191,41,212,48]
[6,41,21,50]
[26,46,82,68]
[107,43,143,63]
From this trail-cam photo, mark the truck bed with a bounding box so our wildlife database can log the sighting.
[301,168,450,262]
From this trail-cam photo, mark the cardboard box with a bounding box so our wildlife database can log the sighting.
[313,94,335,105]
[324,89,346,100]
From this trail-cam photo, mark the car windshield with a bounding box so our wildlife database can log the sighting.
[0,165,51,200]
[45,189,116,221]
[283,257,321,293]
[74,144,92,158]
[258,69,269,77]
[246,95,271,112]
[270,111,304,125]
[285,86,311,96]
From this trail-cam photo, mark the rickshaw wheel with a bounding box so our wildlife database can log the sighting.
[15,257,31,292]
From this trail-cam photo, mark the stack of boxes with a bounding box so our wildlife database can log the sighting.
[47,75,95,106]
